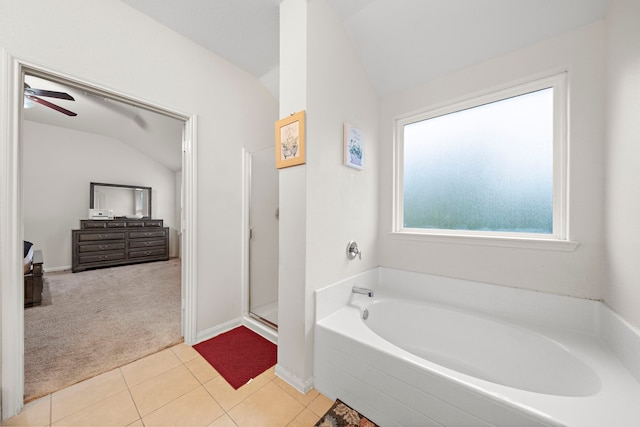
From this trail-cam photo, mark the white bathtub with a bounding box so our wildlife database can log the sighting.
[314,268,640,426]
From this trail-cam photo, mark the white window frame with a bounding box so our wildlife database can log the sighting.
[392,73,578,251]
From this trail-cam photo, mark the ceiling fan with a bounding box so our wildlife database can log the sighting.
[24,83,77,117]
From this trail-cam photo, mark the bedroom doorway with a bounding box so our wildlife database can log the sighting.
[22,71,185,401]
[0,60,198,417]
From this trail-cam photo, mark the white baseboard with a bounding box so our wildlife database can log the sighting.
[195,317,242,344]
[275,364,314,394]
[45,265,71,273]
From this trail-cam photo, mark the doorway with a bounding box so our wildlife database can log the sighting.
[0,60,198,419]
[22,71,184,401]
[248,147,279,328]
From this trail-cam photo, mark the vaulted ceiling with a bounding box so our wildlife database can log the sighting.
[122,0,609,96]
[23,74,184,172]
[24,0,610,172]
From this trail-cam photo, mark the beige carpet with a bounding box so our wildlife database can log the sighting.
[24,259,182,402]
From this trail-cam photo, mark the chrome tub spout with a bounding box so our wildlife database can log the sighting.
[352,286,374,297]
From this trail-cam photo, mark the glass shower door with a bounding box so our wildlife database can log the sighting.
[249,147,279,328]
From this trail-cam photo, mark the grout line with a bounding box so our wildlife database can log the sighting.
[48,394,53,427]
[122,367,144,427]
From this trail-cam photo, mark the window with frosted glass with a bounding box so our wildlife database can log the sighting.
[402,88,554,234]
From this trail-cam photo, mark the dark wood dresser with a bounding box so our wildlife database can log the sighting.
[72,219,169,272]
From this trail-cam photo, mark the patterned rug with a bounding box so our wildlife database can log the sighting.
[314,399,379,427]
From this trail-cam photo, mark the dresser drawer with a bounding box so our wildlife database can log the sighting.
[107,222,126,228]
[128,248,166,259]
[78,232,125,242]
[78,252,125,264]
[129,230,167,239]
[129,239,165,249]
[82,221,107,229]
[79,242,126,253]
[144,220,163,227]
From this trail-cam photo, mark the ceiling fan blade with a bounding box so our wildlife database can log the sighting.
[26,95,78,117]
[26,88,75,101]
[24,83,75,100]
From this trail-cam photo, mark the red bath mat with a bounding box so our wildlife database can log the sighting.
[193,326,277,389]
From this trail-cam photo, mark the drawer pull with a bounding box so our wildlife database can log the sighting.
[145,251,152,255]
[99,245,108,249]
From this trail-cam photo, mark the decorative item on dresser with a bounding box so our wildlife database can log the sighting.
[72,219,169,273]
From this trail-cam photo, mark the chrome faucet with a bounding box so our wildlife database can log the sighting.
[352,286,374,297]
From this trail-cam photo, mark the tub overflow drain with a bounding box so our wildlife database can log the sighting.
[362,309,369,320]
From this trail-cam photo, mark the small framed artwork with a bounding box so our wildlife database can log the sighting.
[275,110,306,169]
[344,122,363,170]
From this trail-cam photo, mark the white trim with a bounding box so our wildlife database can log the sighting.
[275,364,314,394]
[0,57,198,419]
[390,231,579,252]
[195,318,242,344]
[42,265,71,273]
[242,316,278,344]
[241,148,251,318]
[393,72,571,247]
[182,115,198,345]
[0,50,25,421]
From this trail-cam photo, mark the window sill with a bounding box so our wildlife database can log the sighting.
[390,231,580,252]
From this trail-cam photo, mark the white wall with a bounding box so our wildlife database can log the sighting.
[0,0,277,339]
[23,120,179,269]
[277,0,379,390]
[604,0,640,329]
[378,22,606,300]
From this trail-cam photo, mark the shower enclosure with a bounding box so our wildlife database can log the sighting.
[248,147,279,328]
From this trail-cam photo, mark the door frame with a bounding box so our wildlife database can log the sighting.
[0,53,198,419]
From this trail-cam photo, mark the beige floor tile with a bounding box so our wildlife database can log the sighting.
[202,373,271,412]
[129,364,200,416]
[1,395,50,427]
[272,377,320,406]
[206,414,238,427]
[120,348,182,387]
[306,394,334,418]
[171,342,199,363]
[51,368,127,422]
[184,355,221,384]
[141,386,224,426]
[255,365,276,381]
[227,381,304,427]
[126,420,144,427]
[52,390,139,427]
[287,408,321,427]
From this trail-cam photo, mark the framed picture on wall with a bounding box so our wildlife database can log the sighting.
[275,110,306,169]
[344,122,363,170]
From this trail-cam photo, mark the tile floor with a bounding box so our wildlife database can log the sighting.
[2,343,334,427]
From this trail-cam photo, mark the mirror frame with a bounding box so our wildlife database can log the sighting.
[89,182,152,219]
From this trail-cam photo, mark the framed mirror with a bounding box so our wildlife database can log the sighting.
[90,182,152,218]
